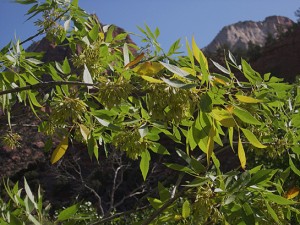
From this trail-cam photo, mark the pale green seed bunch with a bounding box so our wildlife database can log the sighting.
[96,79,132,109]
[112,130,148,159]
[72,41,109,77]
[35,9,64,42]
[1,132,21,150]
[192,185,222,224]
[147,84,197,123]
[50,96,87,125]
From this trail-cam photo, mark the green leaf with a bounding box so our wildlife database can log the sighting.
[62,58,71,74]
[200,93,212,113]
[88,24,99,41]
[248,169,275,186]
[149,143,170,155]
[182,200,190,219]
[158,182,171,202]
[242,59,262,84]
[141,75,163,84]
[289,156,300,176]
[265,201,280,223]
[233,107,261,125]
[95,117,121,131]
[167,38,181,56]
[88,135,98,160]
[264,192,296,205]
[164,163,197,176]
[57,204,79,221]
[147,197,163,209]
[28,91,42,107]
[206,125,215,164]
[241,128,267,148]
[28,214,41,225]
[140,150,151,180]
[235,95,262,103]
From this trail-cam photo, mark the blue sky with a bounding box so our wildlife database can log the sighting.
[1,0,299,52]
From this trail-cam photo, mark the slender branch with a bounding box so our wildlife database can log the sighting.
[0,81,96,96]
[14,8,70,50]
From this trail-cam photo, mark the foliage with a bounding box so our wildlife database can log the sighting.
[1,0,300,224]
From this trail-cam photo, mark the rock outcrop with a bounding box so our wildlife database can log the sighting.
[204,16,294,53]
[251,25,300,82]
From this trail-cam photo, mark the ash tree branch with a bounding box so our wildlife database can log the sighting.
[0,81,96,96]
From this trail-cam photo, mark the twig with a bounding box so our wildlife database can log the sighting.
[10,8,70,51]
[0,81,96,96]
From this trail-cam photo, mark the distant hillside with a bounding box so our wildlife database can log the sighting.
[204,16,294,53]
[250,25,300,82]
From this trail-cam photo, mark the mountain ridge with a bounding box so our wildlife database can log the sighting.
[204,15,294,53]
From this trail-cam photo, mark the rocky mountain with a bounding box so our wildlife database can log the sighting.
[251,25,300,82]
[204,16,294,53]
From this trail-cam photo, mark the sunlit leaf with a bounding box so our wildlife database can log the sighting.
[140,150,151,180]
[238,136,246,169]
[141,75,163,83]
[211,59,230,74]
[123,43,129,66]
[235,95,263,103]
[134,61,164,76]
[210,108,235,127]
[241,128,267,148]
[160,61,190,78]
[265,201,280,223]
[57,204,79,221]
[161,77,196,89]
[51,136,68,164]
[206,125,215,165]
[79,124,90,141]
[233,107,261,125]
[264,192,296,205]
[83,64,93,89]
[182,200,190,219]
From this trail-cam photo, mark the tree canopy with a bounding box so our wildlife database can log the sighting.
[1,0,300,224]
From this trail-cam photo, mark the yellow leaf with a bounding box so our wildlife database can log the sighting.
[213,77,228,86]
[285,187,300,199]
[79,124,90,141]
[206,125,216,165]
[235,95,263,103]
[99,32,105,40]
[133,61,164,76]
[226,105,234,114]
[141,75,163,83]
[124,53,144,69]
[51,136,68,164]
[238,136,246,169]
[211,108,236,127]
[181,67,196,76]
[192,36,208,70]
